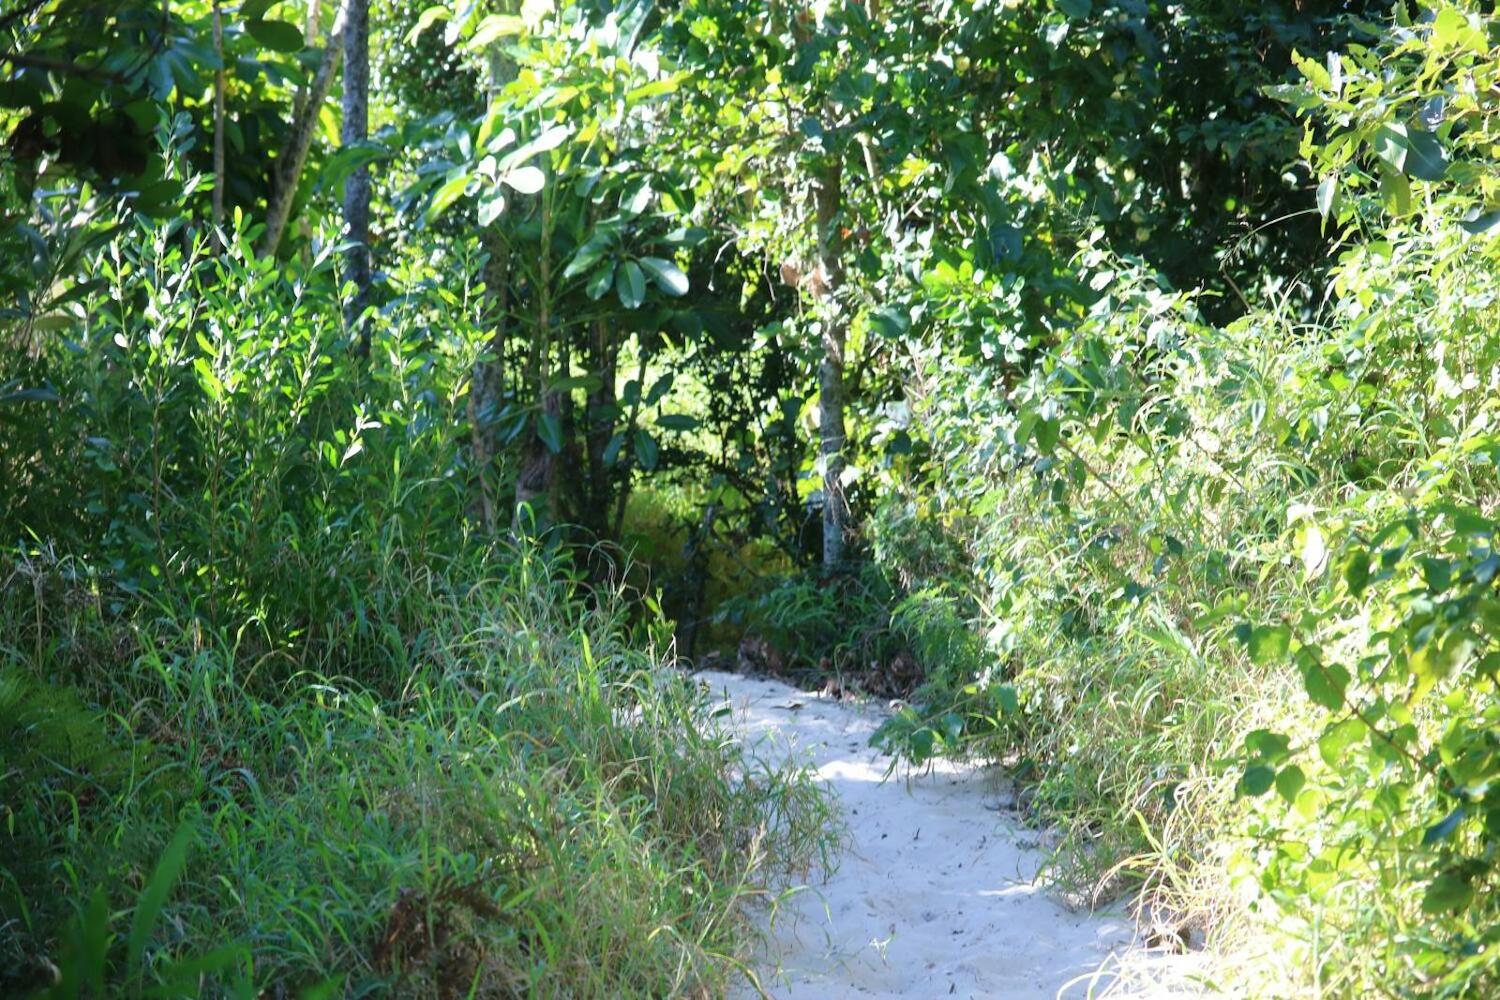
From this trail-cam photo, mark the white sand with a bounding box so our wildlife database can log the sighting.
[697,669,1210,1000]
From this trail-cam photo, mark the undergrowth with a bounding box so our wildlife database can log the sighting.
[0,216,837,996]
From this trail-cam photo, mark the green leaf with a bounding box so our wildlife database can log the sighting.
[634,428,659,470]
[586,263,616,300]
[1404,129,1449,182]
[427,172,472,220]
[1318,718,1366,767]
[246,18,304,52]
[1373,124,1408,172]
[1302,660,1349,711]
[1245,729,1291,762]
[996,684,1019,714]
[1034,417,1060,455]
[1421,557,1453,592]
[639,256,688,296]
[469,14,525,48]
[1379,167,1411,215]
[1423,808,1465,846]
[1344,549,1370,597]
[1432,7,1486,51]
[1240,765,1275,797]
[1275,765,1306,804]
[602,431,625,466]
[656,414,699,432]
[563,236,611,279]
[1421,874,1474,914]
[1460,209,1500,237]
[536,411,563,454]
[1316,175,1338,221]
[127,818,196,977]
[616,260,646,309]
[1245,624,1291,666]
[503,166,545,195]
[477,192,506,226]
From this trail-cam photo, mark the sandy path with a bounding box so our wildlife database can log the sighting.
[697,670,1206,1000]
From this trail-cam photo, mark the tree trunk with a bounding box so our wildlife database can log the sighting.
[815,158,849,572]
[582,318,619,537]
[469,47,515,532]
[259,0,349,259]
[210,1,225,231]
[514,196,557,531]
[341,0,371,353]
[610,347,650,539]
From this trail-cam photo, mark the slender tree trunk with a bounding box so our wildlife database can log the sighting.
[610,347,650,539]
[469,47,514,532]
[584,318,619,537]
[341,0,371,353]
[211,1,225,232]
[259,0,349,259]
[293,0,323,264]
[514,196,557,530]
[815,158,849,572]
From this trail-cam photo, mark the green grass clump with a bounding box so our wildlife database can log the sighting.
[0,543,836,998]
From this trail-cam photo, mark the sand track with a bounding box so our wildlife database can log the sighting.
[698,670,1206,999]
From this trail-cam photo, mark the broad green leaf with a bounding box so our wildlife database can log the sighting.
[1403,129,1448,182]
[997,684,1020,714]
[503,125,572,167]
[1316,175,1338,221]
[427,172,472,219]
[602,431,625,466]
[586,263,616,300]
[1374,124,1408,172]
[639,256,688,296]
[563,236,611,279]
[1034,417,1060,455]
[1302,661,1349,711]
[634,428,659,469]
[1379,167,1411,215]
[1275,765,1306,804]
[404,5,451,44]
[504,166,545,195]
[246,19,304,52]
[1432,7,1486,51]
[1240,765,1275,797]
[477,192,506,226]
[616,260,646,309]
[1460,209,1500,236]
[1421,874,1474,914]
[1318,718,1366,767]
[1422,808,1465,846]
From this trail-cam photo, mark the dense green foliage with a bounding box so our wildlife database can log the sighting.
[4,0,1500,995]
